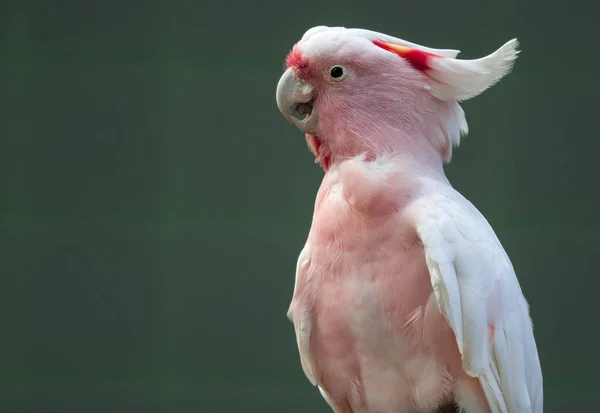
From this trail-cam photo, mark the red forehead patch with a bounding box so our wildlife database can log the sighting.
[285,46,312,79]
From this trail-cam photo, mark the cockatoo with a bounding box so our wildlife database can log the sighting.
[275,26,542,413]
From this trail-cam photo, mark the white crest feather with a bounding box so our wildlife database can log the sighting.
[426,39,520,101]
[300,26,462,58]
[347,28,462,58]
[436,103,468,163]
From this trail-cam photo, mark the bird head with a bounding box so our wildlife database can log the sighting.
[276,26,519,170]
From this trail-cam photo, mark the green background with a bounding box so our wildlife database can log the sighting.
[1,0,598,411]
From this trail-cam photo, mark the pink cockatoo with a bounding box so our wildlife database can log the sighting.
[275,26,543,413]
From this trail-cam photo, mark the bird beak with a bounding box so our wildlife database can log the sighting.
[276,68,319,135]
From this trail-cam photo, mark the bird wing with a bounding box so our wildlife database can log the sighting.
[287,244,318,386]
[414,190,543,413]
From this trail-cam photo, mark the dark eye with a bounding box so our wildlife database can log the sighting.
[330,66,344,78]
[328,65,347,81]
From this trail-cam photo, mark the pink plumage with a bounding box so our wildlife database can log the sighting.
[276,26,541,413]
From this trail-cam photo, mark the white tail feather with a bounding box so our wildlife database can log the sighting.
[427,39,520,101]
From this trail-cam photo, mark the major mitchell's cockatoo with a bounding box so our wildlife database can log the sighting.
[275,26,543,413]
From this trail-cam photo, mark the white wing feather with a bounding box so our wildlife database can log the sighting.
[414,187,543,413]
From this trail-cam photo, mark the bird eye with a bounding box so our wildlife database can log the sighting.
[328,65,346,81]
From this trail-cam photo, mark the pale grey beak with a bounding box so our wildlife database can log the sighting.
[276,68,319,135]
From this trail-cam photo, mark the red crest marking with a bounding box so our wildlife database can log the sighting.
[372,40,439,72]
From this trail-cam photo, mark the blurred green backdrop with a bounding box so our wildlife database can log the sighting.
[1,0,599,412]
